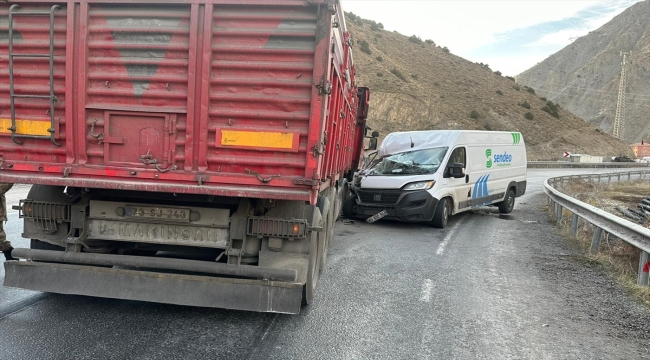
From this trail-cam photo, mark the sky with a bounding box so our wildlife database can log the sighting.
[342,0,643,76]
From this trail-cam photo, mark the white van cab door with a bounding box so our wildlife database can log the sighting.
[444,146,470,213]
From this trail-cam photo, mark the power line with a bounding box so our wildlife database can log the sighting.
[613,52,630,139]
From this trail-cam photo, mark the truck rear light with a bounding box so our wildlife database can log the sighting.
[18,200,70,232]
[247,217,307,240]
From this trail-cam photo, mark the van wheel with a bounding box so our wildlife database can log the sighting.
[498,189,516,214]
[431,198,449,229]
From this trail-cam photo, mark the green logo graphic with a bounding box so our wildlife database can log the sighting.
[485,149,493,168]
[511,132,521,145]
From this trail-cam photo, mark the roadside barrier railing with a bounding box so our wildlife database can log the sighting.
[544,170,650,286]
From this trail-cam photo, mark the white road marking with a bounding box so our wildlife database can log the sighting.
[436,217,464,256]
[420,279,433,302]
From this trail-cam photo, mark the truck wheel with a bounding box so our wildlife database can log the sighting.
[342,195,357,219]
[498,189,516,214]
[431,198,449,229]
[335,180,349,221]
[302,231,320,306]
[319,204,335,272]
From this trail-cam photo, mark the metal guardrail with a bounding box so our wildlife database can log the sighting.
[529,161,649,168]
[544,170,650,286]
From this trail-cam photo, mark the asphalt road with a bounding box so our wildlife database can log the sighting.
[1,169,650,359]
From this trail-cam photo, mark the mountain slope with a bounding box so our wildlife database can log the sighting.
[516,0,650,144]
[345,15,632,160]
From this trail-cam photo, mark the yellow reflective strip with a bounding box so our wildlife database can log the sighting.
[221,130,294,149]
[0,119,51,136]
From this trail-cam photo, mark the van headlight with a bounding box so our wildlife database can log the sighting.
[402,181,435,191]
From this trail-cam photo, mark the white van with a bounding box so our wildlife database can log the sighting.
[346,130,527,228]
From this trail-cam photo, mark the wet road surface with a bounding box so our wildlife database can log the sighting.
[1,170,649,359]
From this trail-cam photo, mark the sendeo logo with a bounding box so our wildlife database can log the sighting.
[485,149,493,168]
[494,152,513,166]
[486,148,513,168]
[511,132,521,145]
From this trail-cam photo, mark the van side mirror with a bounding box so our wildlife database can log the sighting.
[371,131,379,138]
[366,137,378,151]
[448,163,465,178]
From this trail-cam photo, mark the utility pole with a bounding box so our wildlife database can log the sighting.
[613,51,630,140]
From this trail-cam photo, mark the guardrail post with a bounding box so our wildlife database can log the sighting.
[570,214,579,236]
[556,205,563,222]
[628,173,631,181]
[638,251,650,286]
[590,228,603,254]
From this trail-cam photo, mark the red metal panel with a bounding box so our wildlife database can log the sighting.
[84,4,191,170]
[207,4,316,180]
[0,0,366,205]
[0,4,68,164]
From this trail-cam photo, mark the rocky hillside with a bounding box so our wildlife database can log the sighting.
[345,14,633,160]
[517,0,650,144]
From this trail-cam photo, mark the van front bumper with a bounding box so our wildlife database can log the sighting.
[354,189,438,222]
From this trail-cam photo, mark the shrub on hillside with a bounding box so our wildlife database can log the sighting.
[505,76,515,82]
[494,71,502,76]
[542,101,560,118]
[470,110,480,119]
[345,12,358,21]
[496,90,503,95]
[512,84,520,91]
[355,18,364,26]
[442,46,450,53]
[411,74,419,80]
[409,35,423,44]
[425,39,435,45]
[518,101,531,109]
[525,112,534,120]
[540,97,547,102]
[390,68,408,82]
[377,72,383,77]
[371,22,381,31]
[375,33,382,39]
[433,82,440,86]
[526,87,536,94]
[359,40,372,55]
[376,56,383,62]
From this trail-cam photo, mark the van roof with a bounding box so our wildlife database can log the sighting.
[378,130,522,157]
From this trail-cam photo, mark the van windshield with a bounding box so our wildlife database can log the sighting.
[369,147,448,175]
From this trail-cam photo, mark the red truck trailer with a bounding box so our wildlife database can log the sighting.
[0,0,372,314]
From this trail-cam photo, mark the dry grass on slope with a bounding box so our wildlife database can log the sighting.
[345,14,633,160]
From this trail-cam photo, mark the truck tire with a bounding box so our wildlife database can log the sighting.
[320,201,335,272]
[335,180,349,221]
[302,230,320,306]
[498,188,516,214]
[342,195,358,219]
[431,198,449,229]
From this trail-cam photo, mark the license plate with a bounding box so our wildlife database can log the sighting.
[125,205,191,223]
[366,210,388,224]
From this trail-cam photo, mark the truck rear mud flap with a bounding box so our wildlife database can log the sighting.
[4,261,303,314]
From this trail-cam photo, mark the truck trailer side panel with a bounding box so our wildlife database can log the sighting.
[0,0,364,204]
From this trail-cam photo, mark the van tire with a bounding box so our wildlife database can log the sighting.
[431,198,449,228]
[498,188,516,214]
